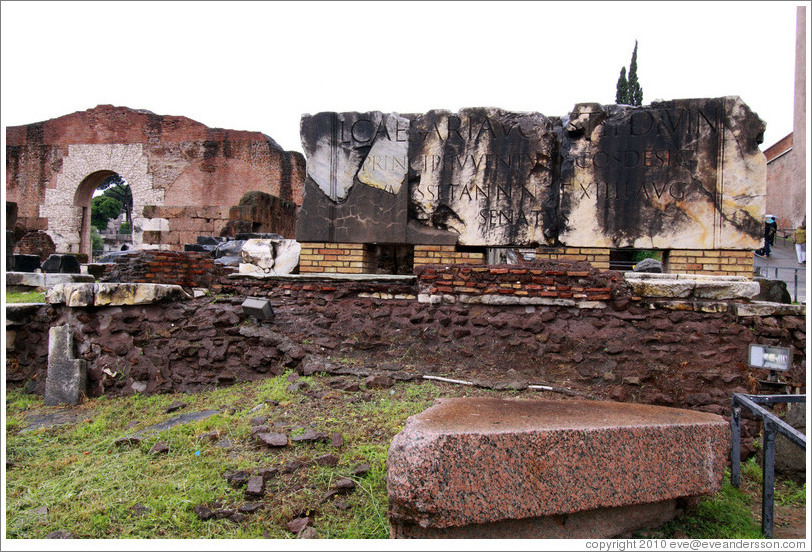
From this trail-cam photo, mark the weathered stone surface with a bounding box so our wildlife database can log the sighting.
[45,283,191,306]
[633,258,663,273]
[559,98,764,249]
[239,238,301,275]
[734,302,806,317]
[625,274,760,300]
[409,108,559,246]
[753,278,793,304]
[297,98,764,250]
[387,397,729,537]
[42,254,81,274]
[95,283,192,306]
[45,325,87,406]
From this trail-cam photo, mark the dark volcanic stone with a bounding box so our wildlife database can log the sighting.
[149,442,170,454]
[238,502,264,514]
[245,475,265,497]
[291,429,329,443]
[229,512,247,523]
[165,401,187,413]
[255,432,289,447]
[224,470,251,487]
[364,375,393,388]
[315,453,340,467]
[333,478,356,493]
[352,463,371,477]
[331,433,345,448]
[283,459,308,473]
[286,516,313,534]
[194,505,214,520]
[754,278,792,304]
[257,467,279,481]
[41,254,81,274]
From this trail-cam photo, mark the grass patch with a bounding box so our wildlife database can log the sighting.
[4,374,441,539]
[6,290,46,303]
[663,477,764,539]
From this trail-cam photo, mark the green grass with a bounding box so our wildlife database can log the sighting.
[664,477,764,539]
[4,373,448,539]
[6,290,46,303]
[655,459,767,539]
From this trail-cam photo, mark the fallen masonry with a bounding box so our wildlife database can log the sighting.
[387,397,729,538]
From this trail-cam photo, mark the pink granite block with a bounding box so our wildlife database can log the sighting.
[387,398,730,538]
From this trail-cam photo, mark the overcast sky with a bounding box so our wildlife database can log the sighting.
[0,1,807,154]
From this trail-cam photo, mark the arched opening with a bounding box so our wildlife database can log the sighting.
[74,170,133,259]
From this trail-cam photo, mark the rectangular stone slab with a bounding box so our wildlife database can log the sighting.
[387,397,729,536]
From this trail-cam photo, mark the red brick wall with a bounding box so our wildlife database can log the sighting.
[100,250,236,289]
[5,105,305,243]
[14,230,56,261]
[415,262,626,303]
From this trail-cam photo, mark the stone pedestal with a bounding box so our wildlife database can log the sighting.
[387,397,730,538]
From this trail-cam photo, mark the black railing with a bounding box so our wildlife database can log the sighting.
[730,393,806,538]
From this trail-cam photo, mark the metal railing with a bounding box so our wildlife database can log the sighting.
[753,265,805,303]
[730,393,806,538]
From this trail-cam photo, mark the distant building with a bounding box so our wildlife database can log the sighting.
[764,6,806,230]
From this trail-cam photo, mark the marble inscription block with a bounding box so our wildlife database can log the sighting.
[559,97,765,249]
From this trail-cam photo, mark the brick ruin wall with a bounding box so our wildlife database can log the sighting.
[7,258,805,460]
[5,105,304,252]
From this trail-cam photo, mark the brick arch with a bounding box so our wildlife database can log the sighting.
[164,157,274,207]
[40,144,158,254]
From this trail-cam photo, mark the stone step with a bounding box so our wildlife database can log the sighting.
[7,272,95,289]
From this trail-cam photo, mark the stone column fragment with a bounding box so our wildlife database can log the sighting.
[45,325,87,406]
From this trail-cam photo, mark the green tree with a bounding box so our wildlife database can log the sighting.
[627,40,643,106]
[615,66,629,104]
[91,195,122,230]
[615,40,644,106]
[98,174,133,226]
[90,226,104,253]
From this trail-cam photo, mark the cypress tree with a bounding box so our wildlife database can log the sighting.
[627,40,643,106]
[615,66,629,104]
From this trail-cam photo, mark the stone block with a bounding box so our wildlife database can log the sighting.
[46,283,191,306]
[387,397,729,539]
[45,325,87,406]
[692,281,760,300]
[240,238,301,276]
[41,254,81,274]
[12,254,41,272]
